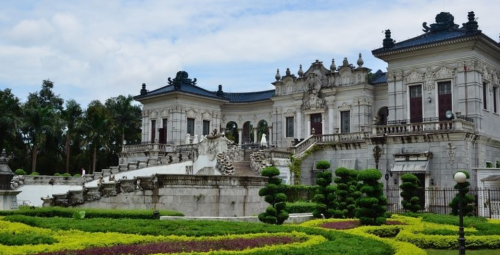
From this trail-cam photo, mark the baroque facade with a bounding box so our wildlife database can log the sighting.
[133,11,500,200]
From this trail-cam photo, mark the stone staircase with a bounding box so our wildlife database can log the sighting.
[232,161,257,176]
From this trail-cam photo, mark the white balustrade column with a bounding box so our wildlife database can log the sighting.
[268,127,273,146]
[328,103,335,134]
[238,128,243,146]
[253,129,258,144]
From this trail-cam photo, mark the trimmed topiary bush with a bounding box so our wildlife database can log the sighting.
[355,169,390,225]
[312,160,336,219]
[54,173,61,176]
[449,170,475,216]
[258,166,289,225]
[14,169,27,175]
[30,172,40,176]
[73,174,82,177]
[62,173,71,177]
[333,167,360,218]
[399,173,421,213]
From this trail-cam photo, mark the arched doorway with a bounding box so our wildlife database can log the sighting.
[257,120,268,144]
[225,121,238,144]
[377,107,389,125]
[242,121,253,144]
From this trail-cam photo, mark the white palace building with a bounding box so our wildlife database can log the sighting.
[131,11,500,199]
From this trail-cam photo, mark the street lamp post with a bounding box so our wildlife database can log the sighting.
[454,172,467,255]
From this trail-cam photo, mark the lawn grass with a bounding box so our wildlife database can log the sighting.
[426,249,500,255]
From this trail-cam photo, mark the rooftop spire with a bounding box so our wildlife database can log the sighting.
[383,29,395,49]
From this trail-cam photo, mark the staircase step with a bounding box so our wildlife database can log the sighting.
[231,161,257,176]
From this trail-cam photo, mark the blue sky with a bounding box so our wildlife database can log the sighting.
[1,0,499,108]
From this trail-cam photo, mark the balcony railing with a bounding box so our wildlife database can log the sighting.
[290,132,369,156]
[121,143,174,153]
[373,118,475,135]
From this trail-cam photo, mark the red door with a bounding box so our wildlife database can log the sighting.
[159,119,167,144]
[310,114,322,135]
[438,82,452,120]
[409,85,423,123]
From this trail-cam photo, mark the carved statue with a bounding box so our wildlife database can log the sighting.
[422,12,459,33]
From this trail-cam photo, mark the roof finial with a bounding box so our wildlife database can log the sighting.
[275,69,281,81]
[330,58,336,72]
[383,29,395,49]
[216,84,224,97]
[298,64,304,78]
[357,53,364,68]
[286,68,291,76]
[463,11,479,33]
[140,83,147,95]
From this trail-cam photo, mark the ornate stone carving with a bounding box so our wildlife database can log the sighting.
[447,142,456,163]
[424,68,435,91]
[303,73,325,110]
[405,71,424,84]
[434,66,454,80]
[338,102,352,111]
[465,142,470,165]
[355,96,373,106]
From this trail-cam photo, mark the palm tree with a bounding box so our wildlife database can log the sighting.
[82,100,113,174]
[105,95,142,147]
[61,100,82,173]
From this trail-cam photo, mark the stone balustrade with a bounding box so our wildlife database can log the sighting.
[373,119,475,135]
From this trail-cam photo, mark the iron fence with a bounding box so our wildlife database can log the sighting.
[386,188,500,219]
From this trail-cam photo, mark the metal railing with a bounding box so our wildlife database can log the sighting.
[386,188,500,219]
[290,132,369,156]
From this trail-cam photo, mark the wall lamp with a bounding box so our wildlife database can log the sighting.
[393,178,398,185]
[427,96,432,103]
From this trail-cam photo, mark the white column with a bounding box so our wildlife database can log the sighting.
[296,110,302,139]
[238,128,243,146]
[328,103,335,134]
[253,129,258,143]
[268,127,273,146]
[306,115,311,136]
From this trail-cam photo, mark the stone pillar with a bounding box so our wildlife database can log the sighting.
[268,127,273,146]
[253,129,258,144]
[238,128,243,146]
[296,110,302,139]
[328,101,335,134]
[306,115,311,136]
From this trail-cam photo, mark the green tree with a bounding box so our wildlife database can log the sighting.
[312,160,336,219]
[333,167,360,218]
[399,173,421,213]
[0,89,22,152]
[355,169,390,225]
[21,80,63,174]
[258,166,289,225]
[61,100,83,173]
[81,100,113,174]
[105,95,142,146]
[449,170,475,216]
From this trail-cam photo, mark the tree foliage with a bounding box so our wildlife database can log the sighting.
[355,169,390,225]
[449,170,475,216]
[258,167,289,225]
[399,173,421,213]
[333,167,360,218]
[312,160,336,219]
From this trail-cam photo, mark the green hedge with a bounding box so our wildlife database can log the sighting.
[286,201,316,213]
[3,215,394,255]
[283,185,317,202]
[0,207,183,219]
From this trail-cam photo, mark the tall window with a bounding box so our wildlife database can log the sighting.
[494,86,498,113]
[286,117,294,137]
[341,111,350,133]
[187,118,195,136]
[438,81,452,120]
[150,119,156,143]
[409,85,423,123]
[203,120,210,136]
[483,83,488,110]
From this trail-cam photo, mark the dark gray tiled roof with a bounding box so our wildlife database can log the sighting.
[223,90,275,103]
[370,70,387,84]
[373,29,481,55]
[135,83,275,103]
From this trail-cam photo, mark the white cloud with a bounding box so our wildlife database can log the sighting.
[1,0,500,107]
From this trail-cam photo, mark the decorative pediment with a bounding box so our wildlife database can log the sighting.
[202,111,212,120]
[186,109,196,119]
[354,97,373,106]
[433,66,454,80]
[284,109,295,117]
[338,102,352,111]
[405,71,424,84]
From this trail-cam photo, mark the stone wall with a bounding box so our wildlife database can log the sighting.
[73,175,268,217]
